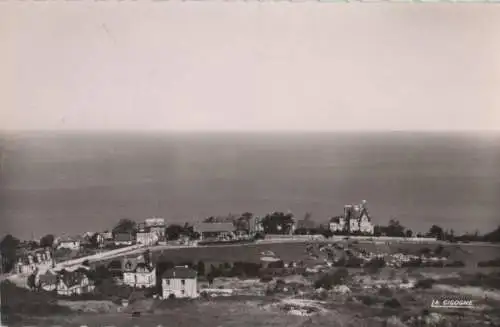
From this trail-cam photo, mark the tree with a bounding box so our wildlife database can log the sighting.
[113,219,136,235]
[27,272,37,291]
[405,229,413,238]
[483,226,500,243]
[235,212,253,232]
[197,261,205,276]
[165,224,183,241]
[428,225,444,240]
[314,268,349,289]
[386,219,405,237]
[89,233,100,248]
[261,212,295,235]
[143,249,151,266]
[39,234,55,248]
[0,234,20,273]
[207,272,215,286]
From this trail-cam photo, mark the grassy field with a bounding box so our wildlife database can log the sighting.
[103,241,500,269]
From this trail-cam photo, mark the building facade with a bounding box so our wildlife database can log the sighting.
[56,270,94,296]
[329,216,346,233]
[161,266,198,299]
[122,258,156,288]
[136,227,159,246]
[57,237,81,250]
[329,200,374,235]
[194,223,236,241]
[145,218,166,239]
[114,233,134,246]
[14,248,53,275]
[37,270,58,291]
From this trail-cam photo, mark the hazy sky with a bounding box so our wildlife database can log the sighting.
[1,3,499,132]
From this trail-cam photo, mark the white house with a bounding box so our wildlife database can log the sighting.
[359,213,374,235]
[136,227,159,246]
[114,233,134,246]
[329,216,346,233]
[330,201,374,235]
[14,248,53,275]
[56,270,95,296]
[161,266,198,299]
[122,258,156,288]
[57,237,81,250]
[145,218,166,239]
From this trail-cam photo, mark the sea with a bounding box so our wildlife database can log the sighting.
[0,131,499,240]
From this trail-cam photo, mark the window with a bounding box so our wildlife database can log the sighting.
[181,279,185,286]
[166,279,170,285]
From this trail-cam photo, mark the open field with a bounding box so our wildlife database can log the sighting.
[94,241,500,269]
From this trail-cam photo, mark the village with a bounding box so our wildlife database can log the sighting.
[1,200,500,327]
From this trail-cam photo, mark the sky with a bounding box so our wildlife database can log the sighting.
[1,3,500,132]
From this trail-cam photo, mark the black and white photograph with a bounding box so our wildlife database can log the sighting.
[1,2,500,327]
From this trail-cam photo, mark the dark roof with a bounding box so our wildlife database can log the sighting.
[194,222,235,233]
[329,216,343,223]
[162,266,197,279]
[135,262,154,273]
[344,202,371,222]
[39,270,58,285]
[123,258,140,272]
[114,233,134,242]
[60,271,87,288]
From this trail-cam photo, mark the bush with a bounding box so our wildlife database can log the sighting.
[345,256,364,268]
[359,295,377,306]
[0,281,72,322]
[364,257,386,273]
[384,298,401,309]
[378,286,393,297]
[260,275,273,283]
[445,260,465,267]
[415,278,435,289]
[314,268,349,289]
[478,258,500,267]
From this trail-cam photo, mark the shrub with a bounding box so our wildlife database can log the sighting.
[260,275,273,283]
[378,286,393,297]
[359,295,377,306]
[384,298,401,309]
[364,257,386,273]
[415,278,435,289]
[314,268,349,289]
[478,258,500,267]
[445,260,465,267]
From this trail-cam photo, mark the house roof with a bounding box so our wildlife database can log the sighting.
[194,222,235,233]
[344,202,371,222]
[122,257,140,272]
[145,218,166,227]
[60,270,87,288]
[58,236,82,243]
[135,262,154,273]
[330,216,343,223]
[39,270,58,285]
[162,266,197,279]
[114,233,134,242]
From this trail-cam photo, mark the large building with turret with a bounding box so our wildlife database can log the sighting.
[329,200,374,235]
